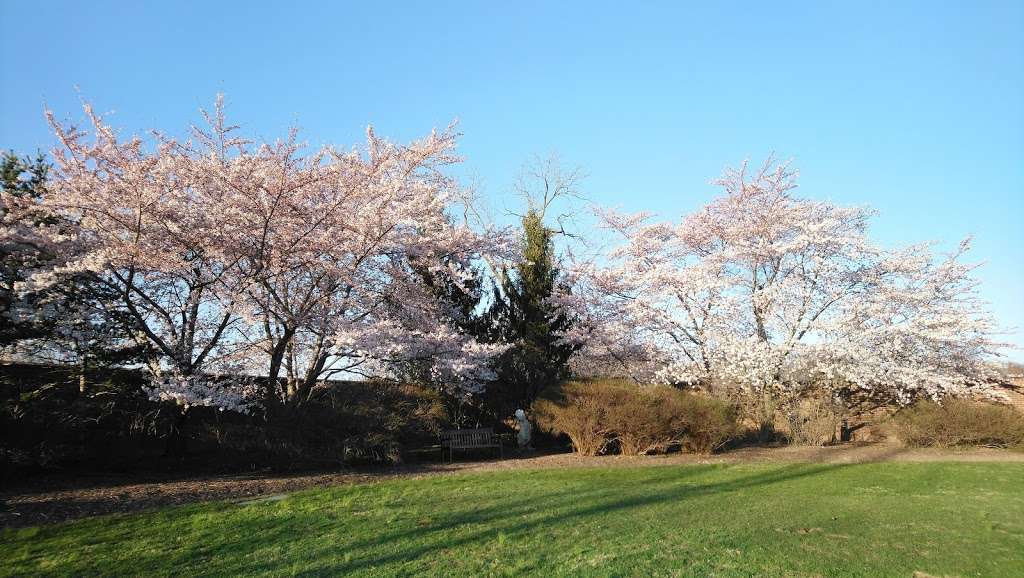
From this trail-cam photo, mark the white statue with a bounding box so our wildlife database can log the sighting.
[514,409,532,449]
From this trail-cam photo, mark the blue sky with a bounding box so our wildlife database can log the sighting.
[2,1,1022,357]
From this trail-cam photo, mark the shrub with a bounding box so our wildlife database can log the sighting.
[534,380,739,456]
[0,362,448,478]
[260,380,447,465]
[706,378,785,443]
[533,380,626,455]
[894,398,1024,449]
[676,394,741,454]
[604,385,689,455]
[784,396,844,446]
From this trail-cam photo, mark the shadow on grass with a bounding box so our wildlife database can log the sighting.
[291,462,856,575]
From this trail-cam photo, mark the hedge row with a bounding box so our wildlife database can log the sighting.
[533,380,740,455]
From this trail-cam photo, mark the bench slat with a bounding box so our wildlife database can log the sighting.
[440,428,502,454]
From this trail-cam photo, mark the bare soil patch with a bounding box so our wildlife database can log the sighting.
[2,442,1020,529]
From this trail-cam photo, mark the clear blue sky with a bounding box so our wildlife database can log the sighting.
[2,1,1022,357]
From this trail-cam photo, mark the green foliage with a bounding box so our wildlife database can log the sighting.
[1,150,50,346]
[485,209,576,417]
[894,398,1024,449]
[3,463,1023,576]
[0,150,48,199]
[533,379,739,456]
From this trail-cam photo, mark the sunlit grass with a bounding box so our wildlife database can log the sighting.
[3,463,1022,576]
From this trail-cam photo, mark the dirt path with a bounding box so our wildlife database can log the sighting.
[2,443,1021,529]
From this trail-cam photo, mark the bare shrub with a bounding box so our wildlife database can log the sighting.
[534,380,739,456]
[533,381,627,455]
[677,394,740,454]
[709,379,785,443]
[605,385,689,455]
[785,396,844,446]
[894,399,1024,449]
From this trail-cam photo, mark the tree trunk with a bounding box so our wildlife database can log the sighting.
[291,350,329,408]
[265,326,295,409]
[78,358,88,395]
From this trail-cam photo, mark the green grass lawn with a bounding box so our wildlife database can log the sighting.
[2,462,1023,577]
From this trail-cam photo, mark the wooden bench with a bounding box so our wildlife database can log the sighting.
[440,428,503,462]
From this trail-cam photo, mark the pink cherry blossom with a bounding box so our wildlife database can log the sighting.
[561,158,1006,406]
[28,97,509,409]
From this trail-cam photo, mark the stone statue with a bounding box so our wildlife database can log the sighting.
[514,409,532,449]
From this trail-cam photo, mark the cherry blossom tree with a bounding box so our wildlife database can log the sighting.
[562,158,1005,421]
[38,101,245,387]
[2,151,153,394]
[243,203,508,408]
[27,97,507,413]
[216,117,508,407]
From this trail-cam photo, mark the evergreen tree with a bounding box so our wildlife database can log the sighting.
[485,208,576,416]
[1,150,51,346]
